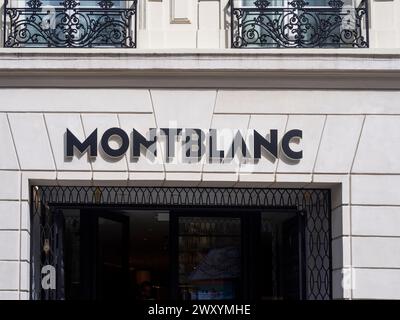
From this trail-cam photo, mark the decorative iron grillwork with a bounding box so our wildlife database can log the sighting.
[230,0,369,48]
[3,0,137,48]
[31,186,332,300]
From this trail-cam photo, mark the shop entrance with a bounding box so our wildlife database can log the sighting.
[30,186,332,300]
[56,209,305,300]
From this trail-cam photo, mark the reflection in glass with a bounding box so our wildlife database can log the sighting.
[178,217,241,300]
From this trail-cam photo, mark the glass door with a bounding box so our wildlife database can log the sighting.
[173,214,242,300]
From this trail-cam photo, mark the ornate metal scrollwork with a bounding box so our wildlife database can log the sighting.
[4,0,137,48]
[289,0,309,9]
[254,0,270,9]
[231,0,369,48]
[27,0,43,9]
[328,0,344,9]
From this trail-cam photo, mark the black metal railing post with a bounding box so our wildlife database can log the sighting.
[230,0,234,49]
[362,0,370,48]
[2,0,8,47]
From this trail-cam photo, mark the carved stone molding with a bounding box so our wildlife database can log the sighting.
[170,0,192,24]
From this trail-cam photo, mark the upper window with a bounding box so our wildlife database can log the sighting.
[231,0,369,48]
[3,0,137,48]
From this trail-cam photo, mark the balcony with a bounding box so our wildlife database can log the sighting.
[3,0,137,48]
[2,0,371,49]
[230,0,369,48]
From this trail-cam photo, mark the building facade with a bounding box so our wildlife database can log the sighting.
[0,0,400,300]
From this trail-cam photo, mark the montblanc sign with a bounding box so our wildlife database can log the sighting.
[65,127,303,162]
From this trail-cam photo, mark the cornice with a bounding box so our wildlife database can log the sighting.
[1,49,400,89]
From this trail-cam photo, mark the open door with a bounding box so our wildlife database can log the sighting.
[80,210,129,300]
[257,210,306,300]
[281,212,306,300]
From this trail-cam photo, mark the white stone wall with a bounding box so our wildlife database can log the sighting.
[0,83,400,299]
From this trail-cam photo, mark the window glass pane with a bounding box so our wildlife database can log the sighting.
[178,216,241,300]
[97,217,124,298]
[64,210,81,300]
[128,211,170,300]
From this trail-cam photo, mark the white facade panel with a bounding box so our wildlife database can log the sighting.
[353,237,400,268]
[0,201,19,230]
[215,90,400,115]
[0,262,19,290]
[352,206,400,237]
[0,114,19,170]
[0,89,153,113]
[0,231,19,260]
[315,115,364,174]
[0,171,20,201]
[151,90,216,128]
[0,291,19,300]
[353,269,400,299]
[351,175,400,206]
[353,116,400,174]
[7,114,55,171]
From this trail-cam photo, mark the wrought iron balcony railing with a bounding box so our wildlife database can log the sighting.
[3,0,137,48]
[230,0,369,48]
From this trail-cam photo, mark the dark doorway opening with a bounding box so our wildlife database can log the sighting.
[56,208,306,300]
[63,209,171,300]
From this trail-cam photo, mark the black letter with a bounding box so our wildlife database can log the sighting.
[226,131,250,160]
[101,127,129,158]
[209,129,224,160]
[132,129,157,158]
[66,128,97,158]
[184,129,205,161]
[281,129,303,160]
[160,128,182,159]
[253,129,278,159]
